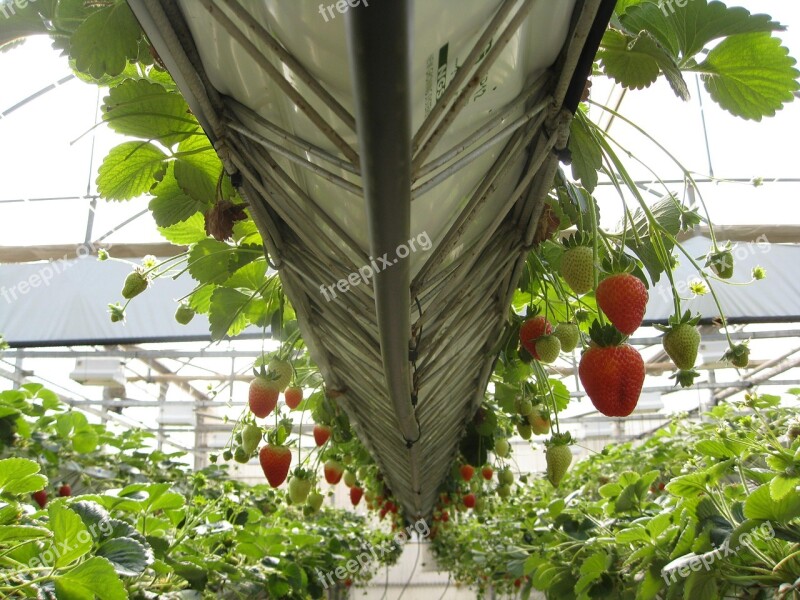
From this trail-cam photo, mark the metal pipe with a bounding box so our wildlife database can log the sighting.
[344,0,419,444]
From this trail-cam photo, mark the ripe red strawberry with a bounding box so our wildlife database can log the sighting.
[259,445,292,488]
[313,424,332,447]
[481,466,493,481]
[553,322,580,352]
[249,377,279,418]
[350,486,364,506]
[284,386,303,409]
[463,493,476,509]
[534,334,561,363]
[596,273,648,335]
[323,459,344,485]
[579,325,645,417]
[519,316,553,359]
[545,439,572,488]
[32,490,48,509]
[560,245,594,295]
[58,484,72,498]
[459,464,475,482]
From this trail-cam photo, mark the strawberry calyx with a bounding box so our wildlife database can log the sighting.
[545,431,572,447]
[600,253,637,276]
[561,231,593,250]
[653,309,701,332]
[672,368,700,388]
[587,320,627,347]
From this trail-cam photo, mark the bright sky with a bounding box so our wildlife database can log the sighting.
[0,0,798,246]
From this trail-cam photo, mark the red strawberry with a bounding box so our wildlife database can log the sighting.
[323,459,344,485]
[459,464,475,482]
[32,490,48,509]
[579,326,645,417]
[481,466,493,481]
[313,424,332,447]
[519,316,553,359]
[58,484,71,498]
[259,445,292,488]
[350,486,364,506]
[284,386,303,409]
[463,493,476,509]
[596,273,648,335]
[249,377,279,418]
[441,510,450,523]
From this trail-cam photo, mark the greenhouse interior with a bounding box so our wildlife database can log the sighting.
[1,0,799,598]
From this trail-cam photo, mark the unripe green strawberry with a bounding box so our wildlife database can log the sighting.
[498,469,514,486]
[122,270,148,299]
[663,324,700,370]
[560,245,594,295]
[517,421,532,440]
[788,422,800,442]
[288,476,312,504]
[222,449,233,461]
[497,484,511,499]
[707,249,734,279]
[534,335,561,364]
[516,397,533,416]
[307,491,324,513]
[343,470,357,488]
[233,446,249,464]
[267,359,293,391]
[241,424,262,455]
[527,408,551,435]
[553,323,580,352]
[494,438,510,457]
[546,444,572,487]
[175,303,195,325]
[108,303,125,323]
[723,343,750,368]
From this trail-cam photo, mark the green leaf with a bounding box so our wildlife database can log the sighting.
[683,569,718,600]
[188,239,235,284]
[694,33,800,121]
[174,136,224,203]
[597,29,688,100]
[568,110,602,192]
[49,504,92,568]
[150,166,211,228]
[0,525,51,543]
[621,0,782,60]
[208,288,252,339]
[744,484,800,522]
[158,212,207,244]
[103,79,198,146]
[224,259,268,291]
[143,484,185,512]
[72,427,99,454]
[97,537,153,576]
[615,526,650,544]
[97,142,167,201]
[695,440,732,459]
[0,457,47,495]
[622,195,683,285]
[54,556,127,600]
[770,474,799,501]
[69,2,142,78]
